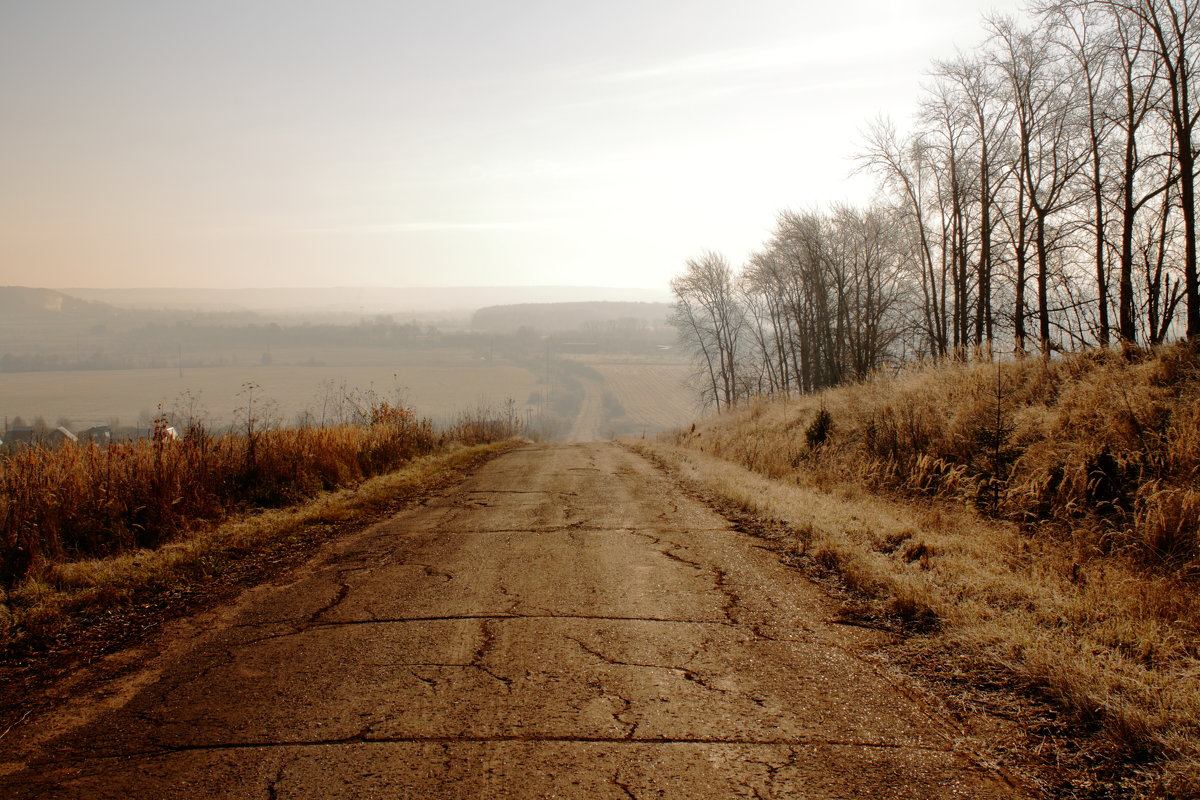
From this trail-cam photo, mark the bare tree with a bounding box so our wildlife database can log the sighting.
[671,0,1200,408]
[990,16,1087,355]
[1100,0,1200,337]
[860,119,949,358]
[934,53,1017,351]
[1045,0,1119,345]
[920,77,978,353]
[670,252,745,411]
[830,204,906,377]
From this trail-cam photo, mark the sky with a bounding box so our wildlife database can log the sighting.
[0,0,1029,291]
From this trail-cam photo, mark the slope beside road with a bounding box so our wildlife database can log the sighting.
[0,443,1027,799]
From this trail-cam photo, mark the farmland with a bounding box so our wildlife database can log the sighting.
[0,352,539,432]
[560,355,699,435]
[0,349,701,440]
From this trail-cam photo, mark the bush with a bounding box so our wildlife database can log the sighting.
[805,407,834,448]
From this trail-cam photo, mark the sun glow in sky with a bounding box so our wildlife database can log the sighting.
[1,0,1027,290]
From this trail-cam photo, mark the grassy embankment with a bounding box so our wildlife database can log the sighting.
[0,404,523,654]
[634,344,1199,798]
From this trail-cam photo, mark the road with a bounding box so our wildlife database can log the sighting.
[565,377,605,442]
[0,443,1023,799]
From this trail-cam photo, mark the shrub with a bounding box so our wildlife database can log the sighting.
[805,407,834,449]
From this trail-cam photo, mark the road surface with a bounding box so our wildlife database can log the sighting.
[0,443,1023,798]
[565,376,605,442]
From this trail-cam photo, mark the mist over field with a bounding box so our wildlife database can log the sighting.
[0,286,694,439]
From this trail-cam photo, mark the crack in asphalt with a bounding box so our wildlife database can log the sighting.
[407,664,512,692]
[234,581,351,648]
[495,581,521,615]
[102,734,961,759]
[565,636,731,696]
[655,546,706,572]
[411,670,440,692]
[463,490,576,496]
[216,612,747,655]
[469,620,513,692]
[710,564,743,625]
[264,756,296,800]
[313,582,351,623]
[611,771,639,799]
[583,684,639,740]
[325,613,726,626]
[746,746,801,791]
[376,526,716,536]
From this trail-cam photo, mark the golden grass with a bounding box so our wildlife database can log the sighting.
[0,440,522,653]
[687,344,1200,571]
[633,343,1200,798]
[0,402,526,588]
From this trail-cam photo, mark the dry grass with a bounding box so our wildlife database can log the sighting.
[0,439,522,654]
[0,404,459,586]
[0,400,524,633]
[634,343,1200,798]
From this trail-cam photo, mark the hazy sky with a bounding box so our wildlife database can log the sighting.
[1,0,1028,290]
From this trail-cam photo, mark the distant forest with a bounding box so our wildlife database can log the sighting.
[0,289,675,372]
[470,302,672,336]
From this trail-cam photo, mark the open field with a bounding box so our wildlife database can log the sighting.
[567,356,700,434]
[0,357,538,430]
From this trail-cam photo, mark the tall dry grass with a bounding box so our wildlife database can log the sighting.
[644,342,1200,797]
[687,343,1200,574]
[0,402,520,588]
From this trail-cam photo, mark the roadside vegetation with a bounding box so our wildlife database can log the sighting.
[636,343,1199,798]
[660,1,1200,792]
[0,400,524,654]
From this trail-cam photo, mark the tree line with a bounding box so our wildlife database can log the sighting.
[672,0,1200,410]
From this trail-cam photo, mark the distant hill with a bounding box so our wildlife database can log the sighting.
[471,301,673,334]
[0,286,119,322]
[60,286,673,314]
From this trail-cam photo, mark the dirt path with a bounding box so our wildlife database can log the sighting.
[0,444,1025,799]
[566,376,605,442]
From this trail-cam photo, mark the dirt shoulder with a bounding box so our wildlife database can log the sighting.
[1,443,1032,798]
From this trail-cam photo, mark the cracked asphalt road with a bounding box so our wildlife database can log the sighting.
[0,443,1025,799]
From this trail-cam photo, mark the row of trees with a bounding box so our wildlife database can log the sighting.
[673,0,1200,409]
